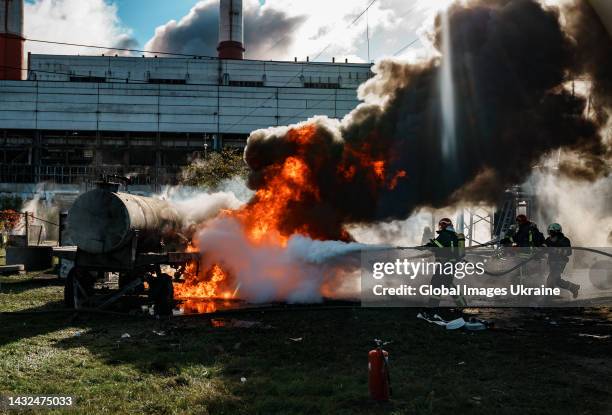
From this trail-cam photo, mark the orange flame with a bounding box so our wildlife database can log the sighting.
[232,154,318,246]
[171,124,407,306]
[173,263,233,300]
[389,170,407,190]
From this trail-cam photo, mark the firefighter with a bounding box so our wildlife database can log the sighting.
[501,214,545,248]
[425,218,466,307]
[501,224,517,247]
[500,214,545,284]
[544,223,579,298]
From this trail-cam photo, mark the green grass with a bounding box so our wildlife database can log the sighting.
[1,275,611,414]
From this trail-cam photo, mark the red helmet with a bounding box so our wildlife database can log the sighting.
[516,214,528,225]
[438,217,453,230]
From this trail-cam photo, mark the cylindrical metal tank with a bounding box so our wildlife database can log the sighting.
[67,188,182,254]
[218,0,244,59]
[0,0,24,80]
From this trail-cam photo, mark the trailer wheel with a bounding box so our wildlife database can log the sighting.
[149,273,174,316]
[64,268,95,308]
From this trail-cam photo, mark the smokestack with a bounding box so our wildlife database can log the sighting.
[0,0,24,80]
[218,0,244,60]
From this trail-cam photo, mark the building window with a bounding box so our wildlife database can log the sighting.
[148,78,187,85]
[304,82,340,89]
[70,76,106,83]
[228,80,265,87]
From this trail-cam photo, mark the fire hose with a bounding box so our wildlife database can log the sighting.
[394,243,612,277]
[480,247,612,277]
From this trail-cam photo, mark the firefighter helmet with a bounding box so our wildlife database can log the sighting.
[548,223,562,233]
[438,218,453,230]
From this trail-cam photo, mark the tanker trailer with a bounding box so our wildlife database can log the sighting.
[55,179,199,315]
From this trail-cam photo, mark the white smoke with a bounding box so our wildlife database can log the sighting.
[196,216,365,303]
[348,210,434,247]
[16,183,59,241]
[530,171,612,246]
[158,181,251,228]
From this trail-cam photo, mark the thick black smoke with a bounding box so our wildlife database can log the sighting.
[244,0,611,239]
[564,1,612,124]
[146,0,306,59]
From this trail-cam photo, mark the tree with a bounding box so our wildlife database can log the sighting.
[180,149,249,189]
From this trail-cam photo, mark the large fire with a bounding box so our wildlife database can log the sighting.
[172,124,406,307]
[234,155,314,246]
[173,263,231,299]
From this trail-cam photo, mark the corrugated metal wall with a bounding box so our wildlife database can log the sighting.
[0,81,361,133]
[0,55,371,134]
[0,55,372,189]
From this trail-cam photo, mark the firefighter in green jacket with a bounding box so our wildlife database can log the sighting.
[425,218,466,307]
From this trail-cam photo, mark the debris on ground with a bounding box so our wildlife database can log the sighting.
[417,313,465,330]
[465,318,489,331]
[416,313,448,327]
[446,318,466,330]
[417,313,491,331]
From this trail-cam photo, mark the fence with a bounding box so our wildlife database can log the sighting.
[0,211,60,248]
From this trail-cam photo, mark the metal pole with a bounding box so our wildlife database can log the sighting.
[24,211,29,246]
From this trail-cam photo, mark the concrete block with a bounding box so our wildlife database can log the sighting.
[0,264,25,275]
[6,246,53,271]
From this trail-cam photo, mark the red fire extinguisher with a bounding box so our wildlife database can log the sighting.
[368,339,391,401]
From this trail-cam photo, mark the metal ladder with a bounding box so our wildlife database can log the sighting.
[494,194,516,239]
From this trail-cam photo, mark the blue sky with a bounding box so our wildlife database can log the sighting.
[115,0,198,47]
[114,0,267,47]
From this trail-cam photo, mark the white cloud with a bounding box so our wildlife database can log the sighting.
[245,0,458,62]
[24,0,136,56]
[21,0,459,63]
[143,0,444,63]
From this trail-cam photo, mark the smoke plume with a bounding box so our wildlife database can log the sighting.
[242,0,611,241]
[563,0,612,125]
[145,0,307,59]
[530,172,612,246]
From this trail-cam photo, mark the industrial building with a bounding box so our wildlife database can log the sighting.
[0,0,372,194]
